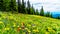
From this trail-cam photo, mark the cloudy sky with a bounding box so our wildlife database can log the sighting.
[23,0,60,13]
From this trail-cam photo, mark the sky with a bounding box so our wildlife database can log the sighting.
[16,0,60,13]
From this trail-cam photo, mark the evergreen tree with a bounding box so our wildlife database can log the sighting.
[35,9,39,15]
[30,5,35,15]
[57,16,60,19]
[50,13,53,18]
[9,0,17,12]
[21,0,26,13]
[45,11,50,17]
[18,0,22,13]
[40,6,44,16]
[27,0,31,14]
[4,0,10,11]
[0,0,4,11]
[24,2,27,14]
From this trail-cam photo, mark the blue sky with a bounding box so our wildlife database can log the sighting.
[17,0,60,13]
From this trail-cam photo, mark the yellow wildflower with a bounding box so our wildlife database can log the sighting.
[0,21,3,24]
[25,28,28,30]
[17,25,20,27]
[9,16,13,19]
[33,29,39,32]
[45,32,49,34]
[32,26,36,28]
[56,25,59,28]
[3,16,6,18]
[28,30,31,33]
[0,18,2,20]
[13,23,16,27]
[5,27,10,31]
[0,29,1,31]
[52,30,55,32]
[48,27,52,31]
[13,24,16,27]
[27,24,31,26]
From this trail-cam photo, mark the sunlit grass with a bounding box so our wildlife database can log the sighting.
[0,12,60,34]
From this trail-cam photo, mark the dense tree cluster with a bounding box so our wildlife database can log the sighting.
[0,0,59,19]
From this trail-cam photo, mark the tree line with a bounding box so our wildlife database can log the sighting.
[0,0,60,19]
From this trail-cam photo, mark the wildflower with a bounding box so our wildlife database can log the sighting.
[5,27,10,31]
[0,29,1,31]
[32,24,36,28]
[13,23,16,27]
[52,30,55,32]
[28,30,31,33]
[3,16,6,18]
[22,26,25,30]
[21,22,25,26]
[45,32,49,34]
[0,18,2,20]
[27,24,31,26]
[48,27,52,31]
[0,21,3,24]
[17,26,20,27]
[33,29,39,32]
[25,28,28,30]
[17,27,21,32]
[21,23,25,30]
[10,16,13,19]
[32,26,36,28]
[13,24,16,27]
[56,25,59,28]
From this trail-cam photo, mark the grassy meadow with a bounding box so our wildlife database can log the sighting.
[0,12,60,34]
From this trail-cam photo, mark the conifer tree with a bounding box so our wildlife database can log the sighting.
[18,0,22,13]
[57,16,60,19]
[9,0,17,12]
[40,6,44,16]
[45,11,50,17]
[50,13,53,18]
[24,2,27,14]
[27,0,31,14]
[0,0,4,11]
[35,9,39,15]
[3,0,10,11]
[21,0,26,13]
[30,5,35,15]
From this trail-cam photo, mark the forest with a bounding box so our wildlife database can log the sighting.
[0,0,60,19]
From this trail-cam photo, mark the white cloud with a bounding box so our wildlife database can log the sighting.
[42,0,60,12]
[17,0,60,12]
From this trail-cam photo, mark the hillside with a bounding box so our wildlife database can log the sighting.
[0,12,60,34]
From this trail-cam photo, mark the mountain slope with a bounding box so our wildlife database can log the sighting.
[0,12,60,34]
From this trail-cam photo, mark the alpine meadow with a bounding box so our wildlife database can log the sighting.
[0,0,60,34]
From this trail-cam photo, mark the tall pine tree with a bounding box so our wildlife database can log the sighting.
[9,0,17,12]
[21,0,26,13]
[35,9,39,15]
[18,0,22,13]
[50,13,53,18]
[27,0,31,14]
[45,11,50,17]
[0,0,4,11]
[4,0,10,11]
[40,6,44,16]
[30,5,35,15]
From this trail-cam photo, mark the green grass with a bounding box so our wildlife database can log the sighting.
[0,12,60,34]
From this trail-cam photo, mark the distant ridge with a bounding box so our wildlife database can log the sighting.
[53,14,60,18]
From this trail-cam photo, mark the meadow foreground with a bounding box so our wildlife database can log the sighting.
[0,12,60,34]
